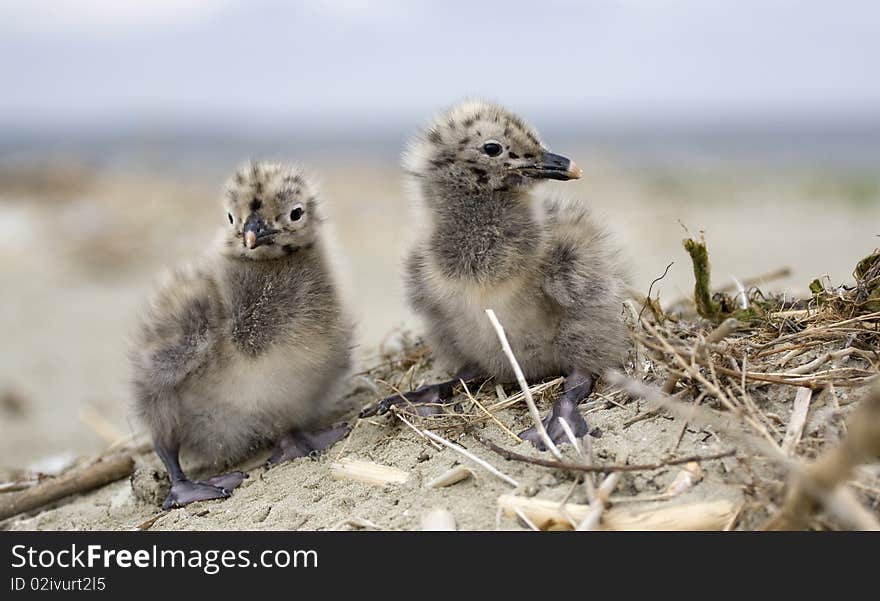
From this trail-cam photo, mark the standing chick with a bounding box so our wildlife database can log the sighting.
[131,162,354,508]
[361,101,629,450]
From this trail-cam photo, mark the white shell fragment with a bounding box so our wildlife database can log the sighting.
[421,508,457,531]
[329,457,409,486]
[427,465,474,489]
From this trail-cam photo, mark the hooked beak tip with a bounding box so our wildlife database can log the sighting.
[567,161,583,180]
[244,231,257,249]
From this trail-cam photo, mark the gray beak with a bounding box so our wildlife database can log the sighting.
[520,151,582,181]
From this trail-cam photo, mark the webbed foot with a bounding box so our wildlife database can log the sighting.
[266,424,350,466]
[205,471,247,491]
[358,383,451,418]
[359,368,483,418]
[519,370,595,451]
[162,474,245,510]
[518,399,589,451]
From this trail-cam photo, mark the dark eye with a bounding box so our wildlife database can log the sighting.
[289,207,304,221]
[227,213,234,224]
[482,141,503,157]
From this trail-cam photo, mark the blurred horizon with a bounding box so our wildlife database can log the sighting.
[3,1,880,130]
[4,1,880,174]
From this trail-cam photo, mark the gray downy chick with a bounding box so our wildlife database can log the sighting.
[361,100,630,450]
[131,162,355,508]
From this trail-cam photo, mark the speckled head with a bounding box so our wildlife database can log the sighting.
[221,161,322,260]
[404,100,581,198]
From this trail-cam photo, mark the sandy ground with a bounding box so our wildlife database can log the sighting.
[2,336,871,532]
[0,355,749,532]
[0,157,878,530]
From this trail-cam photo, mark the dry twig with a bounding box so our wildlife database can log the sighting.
[0,453,134,521]
[781,387,812,456]
[498,494,737,531]
[765,381,880,530]
[485,309,563,459]
[422,429,519,487]
[471,430,733,474]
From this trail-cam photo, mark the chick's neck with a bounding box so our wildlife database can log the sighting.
[427,186,543,284]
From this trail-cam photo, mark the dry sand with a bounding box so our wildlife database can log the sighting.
[1,358,751,532]
[2,338,870,531]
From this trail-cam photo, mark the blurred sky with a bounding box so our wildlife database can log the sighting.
[1,0,879,132]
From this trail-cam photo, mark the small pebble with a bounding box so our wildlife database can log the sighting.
[538,473,558,487]
[523,485,539,497]
[251,505,272,523]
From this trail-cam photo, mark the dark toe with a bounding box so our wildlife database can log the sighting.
[359,400,387,418]
[518,424,549,451]
[299,423,350,452]
[267,424,351,467]
[163,481,229,510]
[519,408,588,452]
[360,394,406,417]
[546,411,588,441]
[360,384,447,418]
[266,442,311,466]
[205,471,247,491]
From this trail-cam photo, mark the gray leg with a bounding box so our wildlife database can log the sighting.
[519,370,594,451]
[154,442,246,510]
[359,367,484,418]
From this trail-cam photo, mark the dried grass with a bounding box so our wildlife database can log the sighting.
[354,241,880,530]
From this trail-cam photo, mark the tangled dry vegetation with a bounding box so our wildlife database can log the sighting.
[351,236,880,530]
[2,237,878,531]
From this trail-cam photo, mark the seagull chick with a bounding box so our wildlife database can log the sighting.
[131,161,355,508]
[361,100,629,450]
